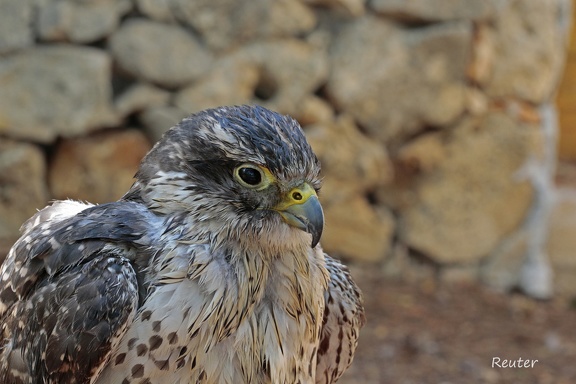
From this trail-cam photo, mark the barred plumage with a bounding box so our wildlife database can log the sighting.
[0,105,364,384]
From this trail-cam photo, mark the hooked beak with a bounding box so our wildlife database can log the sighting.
[274,183,324,248]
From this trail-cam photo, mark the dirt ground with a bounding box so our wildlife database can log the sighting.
[1,252,575,383]
[338,263,576,384]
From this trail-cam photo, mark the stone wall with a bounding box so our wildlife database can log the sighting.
[0,0,571,298]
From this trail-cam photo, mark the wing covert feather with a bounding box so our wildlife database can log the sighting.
[316,255,365,384]
[0,201,158,384]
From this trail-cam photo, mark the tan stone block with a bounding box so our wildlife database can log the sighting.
[115,82,171,118]
[138,106,189,143]
[109,19,213,88]
[174,58,259,114]
[467,23,494,85]
[0,139,49,242]
[397,113,537,264]
[296,95,334,127]
[397,133,447,173]
[307,115,393,205]
[486,0,567,103]
[326,16,471,145]
[0,46,118,142]
[49,129,151,203]
[322,197,394,262]
[154,0,317,51]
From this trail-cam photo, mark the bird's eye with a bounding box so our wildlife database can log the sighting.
[234,164,270,189]
[239,167,262,185]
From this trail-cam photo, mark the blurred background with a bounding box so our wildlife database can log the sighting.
[1,0,576,382]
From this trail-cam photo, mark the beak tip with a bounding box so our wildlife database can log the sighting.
[308,215,323,249]
[277,194,324,249]
[311,235,321,248]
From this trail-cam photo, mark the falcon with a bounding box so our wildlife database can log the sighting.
[0,105,365,384]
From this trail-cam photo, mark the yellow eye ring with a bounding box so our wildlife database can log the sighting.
[234,164,274,190]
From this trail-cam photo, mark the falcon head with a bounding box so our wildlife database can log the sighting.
[124,105,324,251]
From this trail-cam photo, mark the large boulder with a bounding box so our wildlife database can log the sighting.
[326,16,471,145]
[0,46,117,142]
[395,113,539,264]
[109,19,213,88]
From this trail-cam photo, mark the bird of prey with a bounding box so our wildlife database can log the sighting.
[0,105,365,384]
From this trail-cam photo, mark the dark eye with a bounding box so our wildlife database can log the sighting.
[234,164,272,190]
[238,167,262,186]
